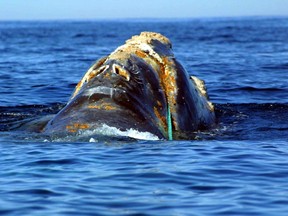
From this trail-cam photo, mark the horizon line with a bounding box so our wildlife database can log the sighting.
[0,15,287,22]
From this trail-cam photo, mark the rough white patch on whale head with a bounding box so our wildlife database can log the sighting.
[110,44,126,56]
[191,76,209,98]
[109,40,164,65]
[133,42,164,64]
[190,75,214,111]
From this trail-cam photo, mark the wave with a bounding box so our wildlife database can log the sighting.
[216,86,286,92]
[233,86,285,92]
[262,63,288,70]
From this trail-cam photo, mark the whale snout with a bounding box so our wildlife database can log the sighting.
[86,62,131,89]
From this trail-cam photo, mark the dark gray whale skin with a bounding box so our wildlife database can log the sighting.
[43,32,215,140]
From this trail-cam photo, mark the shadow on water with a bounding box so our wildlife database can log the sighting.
[213,103,288,141]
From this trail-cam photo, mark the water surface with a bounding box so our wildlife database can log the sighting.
[0,17,288,215]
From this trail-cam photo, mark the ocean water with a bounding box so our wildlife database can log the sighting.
[0,17,288,215]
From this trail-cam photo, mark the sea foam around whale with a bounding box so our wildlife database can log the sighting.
[87,124,160,141]
[47,124,160,142]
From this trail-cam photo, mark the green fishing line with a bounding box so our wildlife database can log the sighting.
[167,104,173,140]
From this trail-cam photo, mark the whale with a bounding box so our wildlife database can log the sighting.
[43,32,215,140]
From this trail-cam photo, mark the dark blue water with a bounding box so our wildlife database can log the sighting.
[1,17,288,215]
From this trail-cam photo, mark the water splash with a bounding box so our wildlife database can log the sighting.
[87,124,160,141]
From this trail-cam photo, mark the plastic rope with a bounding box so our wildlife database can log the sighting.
[167,103,173,140]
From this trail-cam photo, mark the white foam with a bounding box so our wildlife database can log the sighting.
[87,124,160,141]
[49,124,160,142]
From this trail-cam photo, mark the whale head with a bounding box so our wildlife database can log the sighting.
[44,32,215,139]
